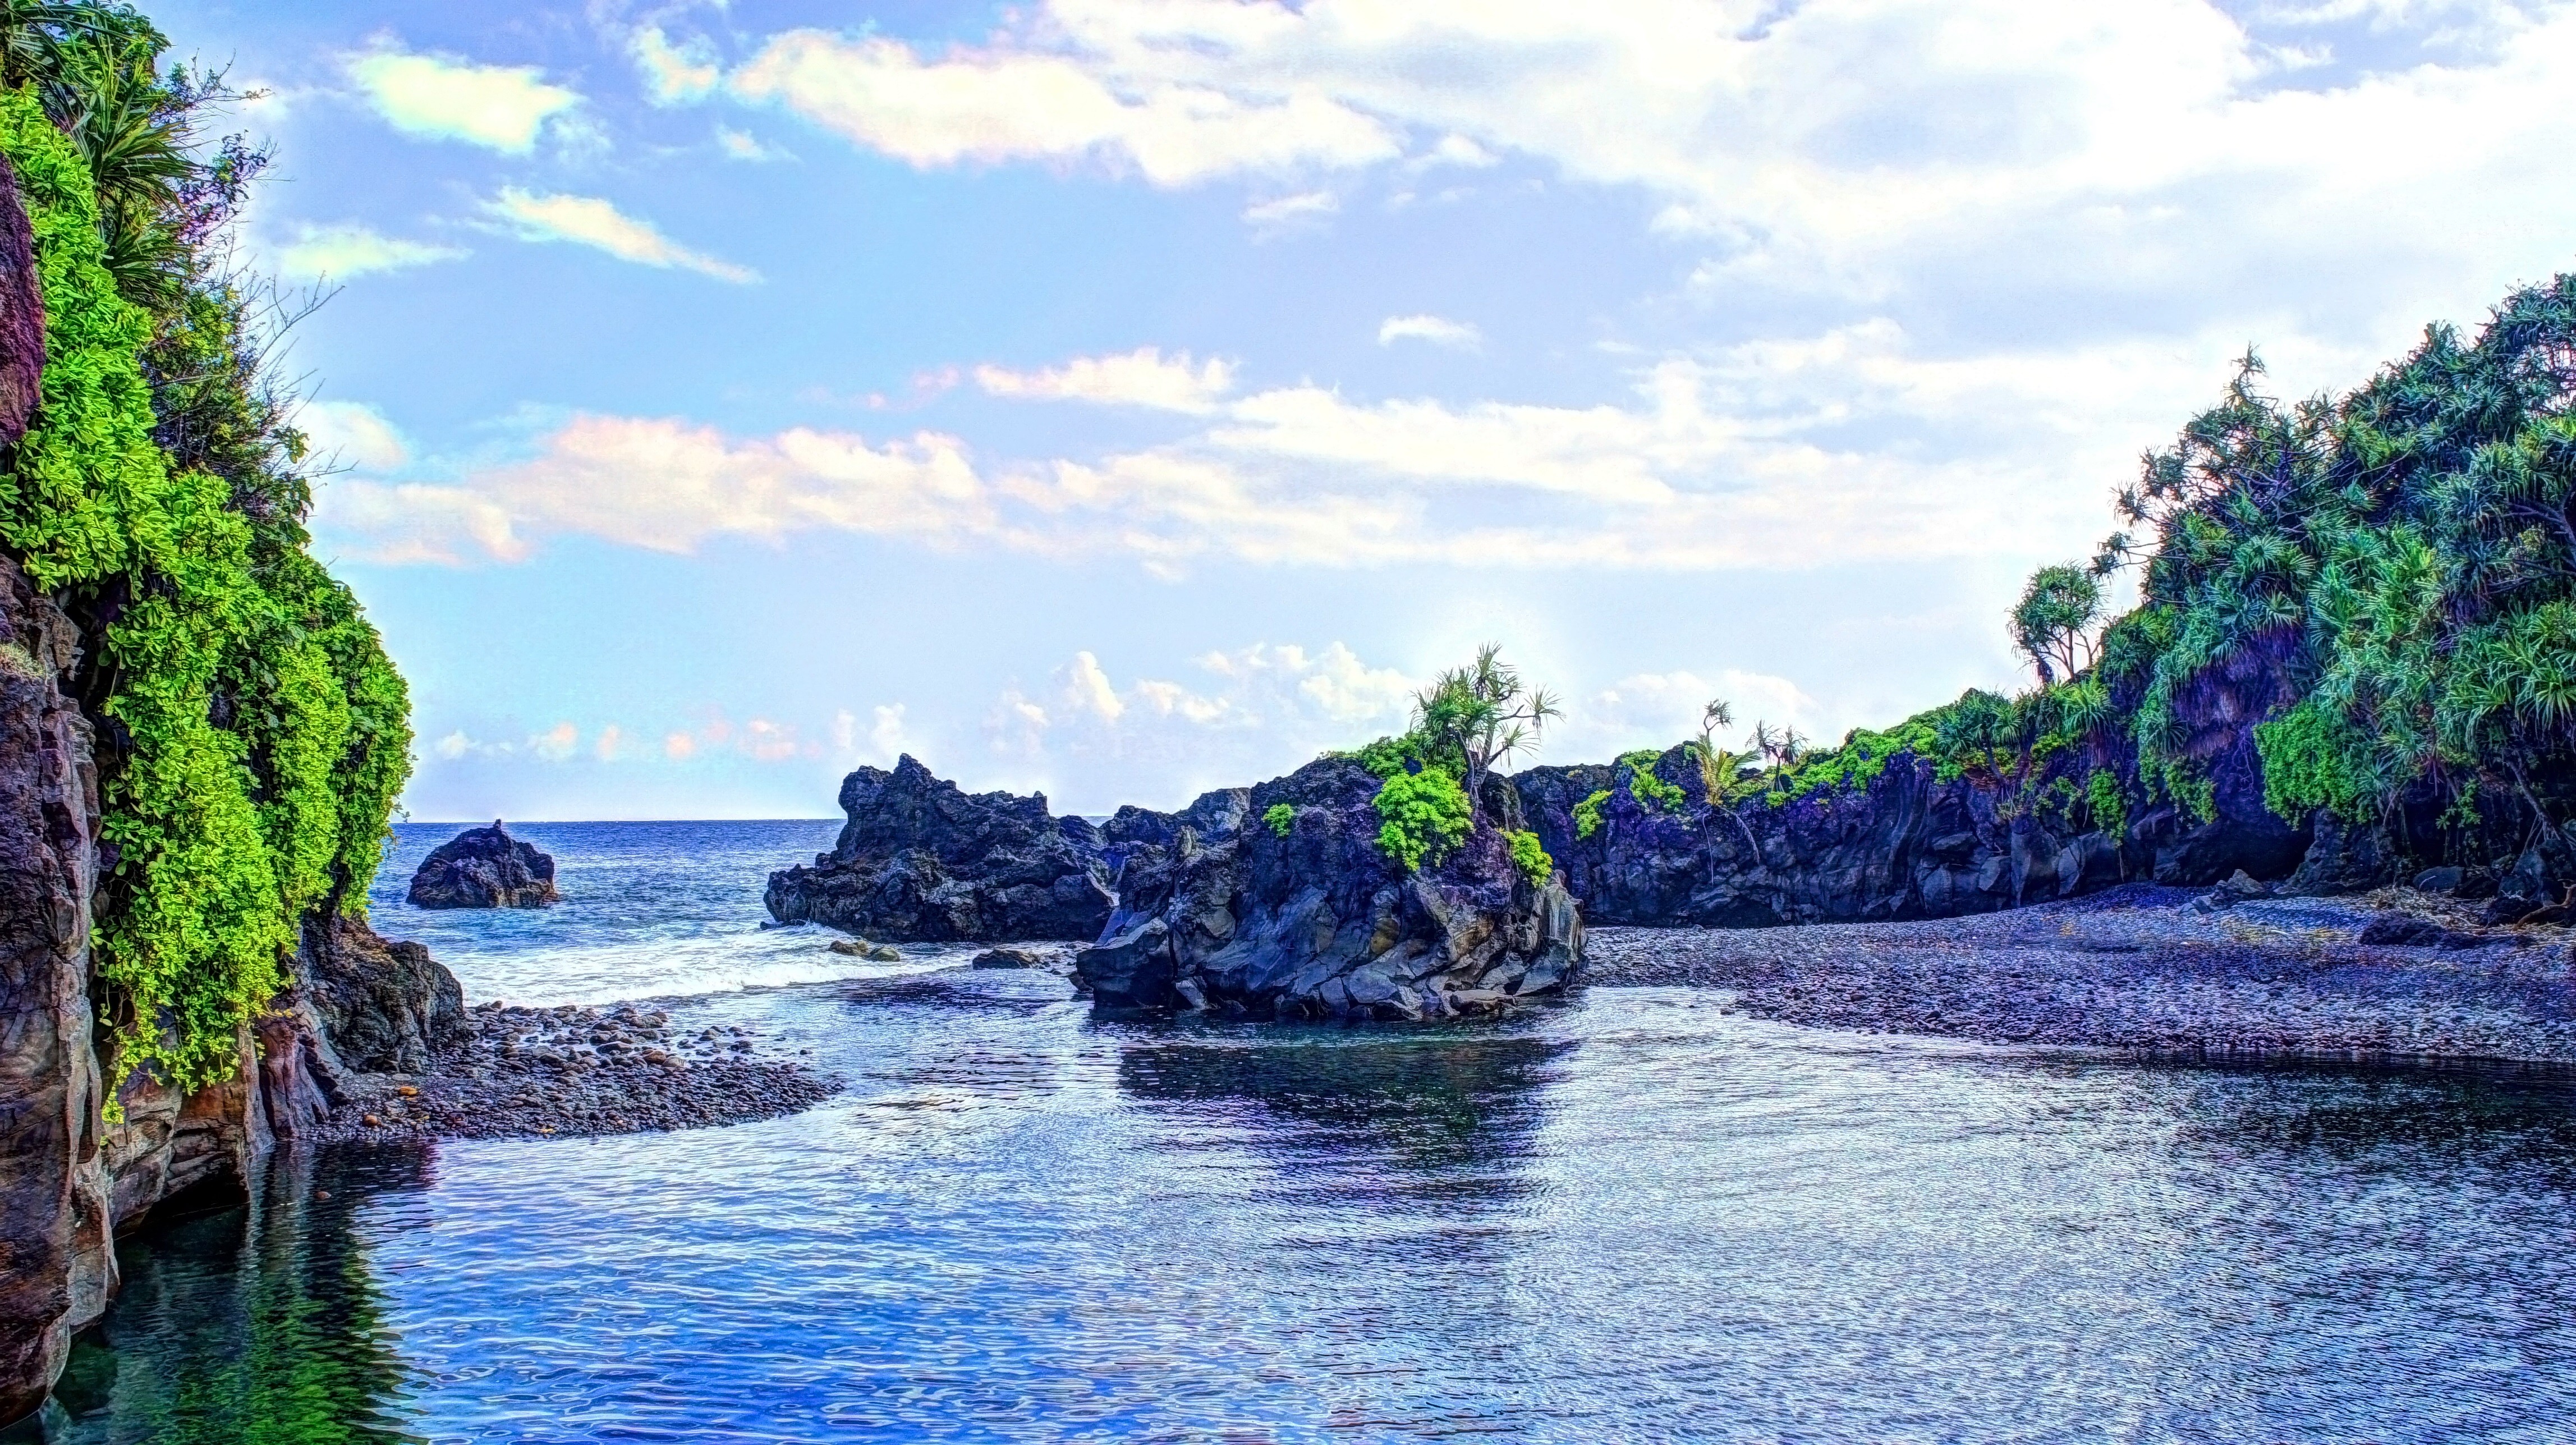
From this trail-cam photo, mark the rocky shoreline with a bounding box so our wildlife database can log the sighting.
[319,1001,839,1143]
[1586,884,2576,1067]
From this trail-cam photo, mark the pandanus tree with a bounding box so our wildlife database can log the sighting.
[1409,643,1562,808]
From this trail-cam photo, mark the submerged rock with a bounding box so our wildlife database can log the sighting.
[765,755,1112,942]
[407,822,559,909]
[1076,758,1583,1021]
[971,947,1054,970]
[828,938,904,961]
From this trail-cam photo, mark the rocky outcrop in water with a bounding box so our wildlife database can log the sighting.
[1077,758,1582,1020]
[764,755,1112,942]
[407,822,559,909]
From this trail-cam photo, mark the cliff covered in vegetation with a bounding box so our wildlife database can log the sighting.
[1,6,419,1424]
[1527,273,2576,925]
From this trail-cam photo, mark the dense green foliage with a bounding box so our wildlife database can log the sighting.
[0,13,411,1101]
[1262,801,1294,838]
[1618,750,1686,812]
[1572,788,1611,840]
[1372,766,1471,873]
[2093,285,2576,823]
[1503,828,1553,887]
[1604,278,2576,848]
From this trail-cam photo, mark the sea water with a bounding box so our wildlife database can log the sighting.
[35,822,2576,1443]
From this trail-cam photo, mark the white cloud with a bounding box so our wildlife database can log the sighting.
[715,125,788,162]
[318,311,2257,572]
[1241,190,1337,227]
[433,730,473,760]
[314,412,993,564]
[703,0,2576,363]
[273,222,466,280]
[347,48,579,153]
[833,704,912,764]
[1376,314,1483,349]
[1420,134,1498,169]
[1064,650,1128,721]
[974,347,1234,412]
[299,401,411,472]
[729,29,1399,185]
[594,724,628,762]
[530,722,580,761]
[633,26,722,105]
[480,189,760,283]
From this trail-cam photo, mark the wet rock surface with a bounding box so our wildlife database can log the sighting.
[1078,758,1583,1021]
[320,1000,839,1143]
[1588,884,2576,1065]
[765,755,1111,942]
[407,823,559,910]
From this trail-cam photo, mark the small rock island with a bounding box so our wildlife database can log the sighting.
[408,821,561,909]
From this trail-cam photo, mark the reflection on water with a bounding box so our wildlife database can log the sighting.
[46,981,2576,1444]
[47,1148,428,1444]
[42,820,2576,1442]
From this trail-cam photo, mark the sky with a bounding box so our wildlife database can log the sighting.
[149,0,2576,820]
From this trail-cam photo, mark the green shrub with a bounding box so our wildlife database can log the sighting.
[1572,788,1611,840]
[1372,767,1472,873]
[1504,828,1553,887]
[2084,769,2129,838]
[2252,698,2377,822]
[0,82,411,1102]
[1619,750,1686,813]
[1262,801,1294,838]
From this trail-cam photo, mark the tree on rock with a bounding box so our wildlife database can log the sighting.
[2011,563,2105,684]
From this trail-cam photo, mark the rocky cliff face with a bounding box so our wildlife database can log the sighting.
[0,558,109,1428]
[1077,758,1582,1020]
[1517,732,2305,930]
[0,552,460,1426]
[407,823,559,909]
[764,755,1112,941]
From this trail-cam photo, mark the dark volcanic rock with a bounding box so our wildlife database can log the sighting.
[299,913,464,1073]
[765,755,1112,942]
[0,154,40,447]
[1076,758,1583,1020]
[407,822,559,909]
[0,559,107,1428]
[1101,787,1251,850]
[972,947,1053,970]
[1515,747,2145,928]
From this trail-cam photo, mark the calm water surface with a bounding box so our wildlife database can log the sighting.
[35,823,2576,1442]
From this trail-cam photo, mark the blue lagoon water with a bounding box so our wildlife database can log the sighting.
[36,823,2576,1442]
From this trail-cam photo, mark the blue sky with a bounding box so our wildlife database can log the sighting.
[154,0,2576,820]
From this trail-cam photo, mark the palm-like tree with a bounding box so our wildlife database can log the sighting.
[1410,643,1562,809]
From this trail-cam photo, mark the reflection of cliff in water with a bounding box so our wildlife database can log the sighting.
[2155,1062,2576,1176]
[1113,1022,1569,1193]
[45,1144,430,1444]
